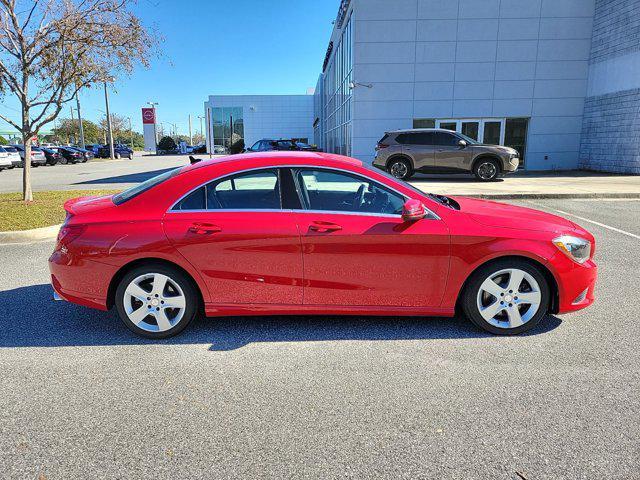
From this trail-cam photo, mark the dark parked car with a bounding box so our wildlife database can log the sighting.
[71,147,95,161]
[97,144,133,159]
[53,146,85,164]
[246,139,319,153]
[42,147,63,165]
[9,144,47,167]
[372,128,520,181]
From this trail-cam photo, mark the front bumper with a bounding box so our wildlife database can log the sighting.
[549,252,598,314]
[503,156,520,173]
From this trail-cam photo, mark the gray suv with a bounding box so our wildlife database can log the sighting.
[372,128,520,181]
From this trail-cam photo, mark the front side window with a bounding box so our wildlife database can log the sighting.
[434,132,460,146]
[173,169,281,211]
[295,169,404,215]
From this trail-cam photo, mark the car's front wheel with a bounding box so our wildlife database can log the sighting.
[388,157,413,180]
[473,158,500,181]
[462,259,550,335]
[115,264,199,338]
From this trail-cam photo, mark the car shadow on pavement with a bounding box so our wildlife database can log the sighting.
[0,284,563,350]
[73,167,177,186]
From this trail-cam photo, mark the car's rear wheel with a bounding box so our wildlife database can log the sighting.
[462,259,550,335]
[115,264,199,339]
[388,157,413,180]
[473,158,500,181]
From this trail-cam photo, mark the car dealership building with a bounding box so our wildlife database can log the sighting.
[206,0,640,173]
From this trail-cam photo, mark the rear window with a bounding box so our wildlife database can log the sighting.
[4,146,16,152]
[113,167,182,205]
[396,132,435,145]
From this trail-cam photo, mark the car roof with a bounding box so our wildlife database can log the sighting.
[181,151,362,175]
[386,128,458,134]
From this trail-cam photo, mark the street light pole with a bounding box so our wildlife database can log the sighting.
[198,115,204,140]
[76,92,85,149]
[69,105,75,144]
[104,82,115,159]
[127,117,134,150]
[188,114,193,145]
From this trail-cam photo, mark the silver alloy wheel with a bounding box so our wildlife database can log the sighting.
[477,161,497,180]
[123,273,186,332]
[390,161,408,179]
[476,268,542,329]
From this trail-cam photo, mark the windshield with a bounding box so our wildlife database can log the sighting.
[112,167,182,205]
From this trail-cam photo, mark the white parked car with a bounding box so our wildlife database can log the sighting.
[3,145,23,167]
[0,146,12,169]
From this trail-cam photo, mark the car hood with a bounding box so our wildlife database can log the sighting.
[64,194,115,215]
[452,196,576,233]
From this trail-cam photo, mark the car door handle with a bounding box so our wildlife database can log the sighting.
[188,222,221,235]
[309,221,342,233]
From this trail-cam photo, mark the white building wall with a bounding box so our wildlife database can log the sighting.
[206,95,314,149]
[349,0,595,170]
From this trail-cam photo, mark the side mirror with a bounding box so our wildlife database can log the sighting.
[458,139,467,148]
[402,199,426,222]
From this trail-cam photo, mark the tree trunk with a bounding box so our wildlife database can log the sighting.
[22,100,33,203]
[22,132,33,202]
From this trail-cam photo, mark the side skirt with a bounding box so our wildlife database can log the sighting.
[204,303,455,318]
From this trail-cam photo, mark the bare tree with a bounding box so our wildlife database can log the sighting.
[0,0,155,201]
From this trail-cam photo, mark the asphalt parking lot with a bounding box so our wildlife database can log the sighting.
[0,198,638,479]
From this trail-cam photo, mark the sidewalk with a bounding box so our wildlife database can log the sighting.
[409,171,640,199]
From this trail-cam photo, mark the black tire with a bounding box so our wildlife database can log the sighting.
[387,157,413,180]
[461,258,550,335]
[60,157,68,165]
[115,153,121,159]
[473,158,500,181]
[115,263,199,339]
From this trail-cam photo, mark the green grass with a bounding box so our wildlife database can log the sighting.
[0,190,119,231]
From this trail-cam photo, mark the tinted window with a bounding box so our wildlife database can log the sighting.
[208,169,280,210]
[174,186,206,210]
[296,169,404,215]
[4,146,17,152]
[113,168,181,205]
[0,146,6,153]
[434,132,460,146]
[395,132,436,145]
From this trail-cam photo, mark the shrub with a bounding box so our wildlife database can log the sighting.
[158,135,177,152]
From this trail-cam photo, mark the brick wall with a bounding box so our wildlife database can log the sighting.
[579,88,640,173]
[579,0,640,173]
[590,0,640,63]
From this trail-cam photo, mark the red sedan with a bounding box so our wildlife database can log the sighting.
[49,152,597,338]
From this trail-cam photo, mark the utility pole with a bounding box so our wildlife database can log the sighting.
[198,115,204,140]
[188,114,193,145]
[69,105,75,144]
[104,82,115,160]
[128,117,134,150]
[76,93,85,149]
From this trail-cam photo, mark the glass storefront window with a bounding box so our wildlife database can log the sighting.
[413,118,435,128]
[210,106,244,150]
[504,118,528,161]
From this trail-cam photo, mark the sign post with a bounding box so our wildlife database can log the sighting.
[141,107,157,153]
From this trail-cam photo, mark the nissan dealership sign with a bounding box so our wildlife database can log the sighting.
[141,107,157,151]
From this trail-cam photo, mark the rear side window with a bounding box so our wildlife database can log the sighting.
[396,132,436,145]
[113,167,182,205]
[171,169,282,211]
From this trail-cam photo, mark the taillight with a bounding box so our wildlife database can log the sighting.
[376,143,389,150]
[56,224,85,245]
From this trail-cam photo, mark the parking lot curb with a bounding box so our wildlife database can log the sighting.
[0,224,61,245]
[459,193,640,200]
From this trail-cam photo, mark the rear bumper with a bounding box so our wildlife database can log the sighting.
[49,250,117,311]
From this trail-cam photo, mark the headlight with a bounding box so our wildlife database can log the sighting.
[553,235,591,264]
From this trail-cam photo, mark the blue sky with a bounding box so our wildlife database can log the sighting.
[1,0,337,136]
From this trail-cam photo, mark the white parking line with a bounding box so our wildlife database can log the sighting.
[528,202,640,240]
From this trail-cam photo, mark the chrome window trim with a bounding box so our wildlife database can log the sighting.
[167,164,440,220]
